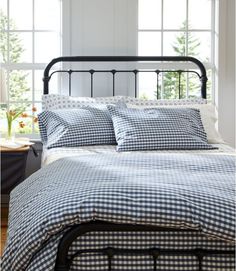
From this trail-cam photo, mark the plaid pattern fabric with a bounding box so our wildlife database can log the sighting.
[2,153,235,271]
[41,143,234,167]
[127,103,224,144]
[108,106,216,151]
[38,104,118,148]
[25,231,235,271]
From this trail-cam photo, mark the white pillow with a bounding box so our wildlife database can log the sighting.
[124,97,207,106]
[42,94,126,110]
[127,103,224,144]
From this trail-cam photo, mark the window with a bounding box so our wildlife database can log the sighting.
[0,0,61,136]
[138,0,215,100]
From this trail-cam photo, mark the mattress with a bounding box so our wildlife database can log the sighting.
[42,143,235,166]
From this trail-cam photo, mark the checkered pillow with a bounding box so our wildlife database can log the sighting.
[38,104,120,149]
[107,106,216,151]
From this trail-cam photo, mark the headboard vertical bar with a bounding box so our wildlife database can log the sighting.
[68,71,72,96]
[91,73,93,97]
[111,70,116,96]
[178,71,181,99]
[156,70,159,100]
[134,70,138,98]
[90,70,94,97]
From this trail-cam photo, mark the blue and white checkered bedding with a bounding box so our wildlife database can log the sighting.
[107,106,215,151]
[38,105,117,148]
[2,153,235,271]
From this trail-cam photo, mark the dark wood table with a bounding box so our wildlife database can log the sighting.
[1,146,30,205]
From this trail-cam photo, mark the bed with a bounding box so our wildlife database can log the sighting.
[2,56,235,271]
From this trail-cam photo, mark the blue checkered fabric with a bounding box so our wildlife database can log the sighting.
[38,104,119,149]
[107,106,216,151]
[2,153,235,271]
[27,231,235,271]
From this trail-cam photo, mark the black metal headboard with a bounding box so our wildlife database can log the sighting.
[43,56,207,99]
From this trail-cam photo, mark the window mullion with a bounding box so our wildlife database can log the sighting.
[7,0,10,110]
[211,0,216,103]
[161,0,164,99]
[32,0,35,133]
[186,0,189,97]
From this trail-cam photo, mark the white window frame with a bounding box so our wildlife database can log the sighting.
[1,0,62,138]
[137,0,216,101]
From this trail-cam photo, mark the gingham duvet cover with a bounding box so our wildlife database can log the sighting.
[2,153,235,271]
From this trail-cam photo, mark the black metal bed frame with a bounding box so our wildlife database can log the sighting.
[43,56,208,99]
[42,56,234,271]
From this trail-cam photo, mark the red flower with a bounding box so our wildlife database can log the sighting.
[32,106,37,112]
[19,121,25,128]
[21,113,28,118]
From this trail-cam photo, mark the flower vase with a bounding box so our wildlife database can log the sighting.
[6,120,15,142]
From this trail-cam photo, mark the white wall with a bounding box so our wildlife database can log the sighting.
[63,0,235,147]
[63,0,137,97]
[217,0,235,147]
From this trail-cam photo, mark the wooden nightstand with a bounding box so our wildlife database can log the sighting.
[1,146,30,204]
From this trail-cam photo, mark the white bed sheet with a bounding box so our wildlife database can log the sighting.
[42,143,235,167]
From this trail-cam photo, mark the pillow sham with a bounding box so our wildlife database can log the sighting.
[128,104,225,144]
[127,103,224,144]
[107,106,216,152]
[38,104,120,149]
[42,94,126,110]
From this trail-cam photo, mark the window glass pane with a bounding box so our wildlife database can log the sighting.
[35,32,60,63]
[138,72,159,99]
[35,69,59,99]
[9,70,32,102]
[206,69,212,100]
[189,0,211,30]
[163,32,186,56]
[35,0,60,30]
[9,0,32,30]
[33,102,42,114]
[138,32,161,56]
[163,0,186,29]
[0,0,7,30]
[0,30,8,63]
[9,32,32,63]
[187,70,202,98]
[187,70,211,99]
[33,102,41,134]
[48,71,60,94]
[0,115,7,136]
[17,103,34,134]
[138,0,161,30]
[188,32,211,62]
[34,70,44,101]
[163,71,187,99]
[0,1,8,62]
